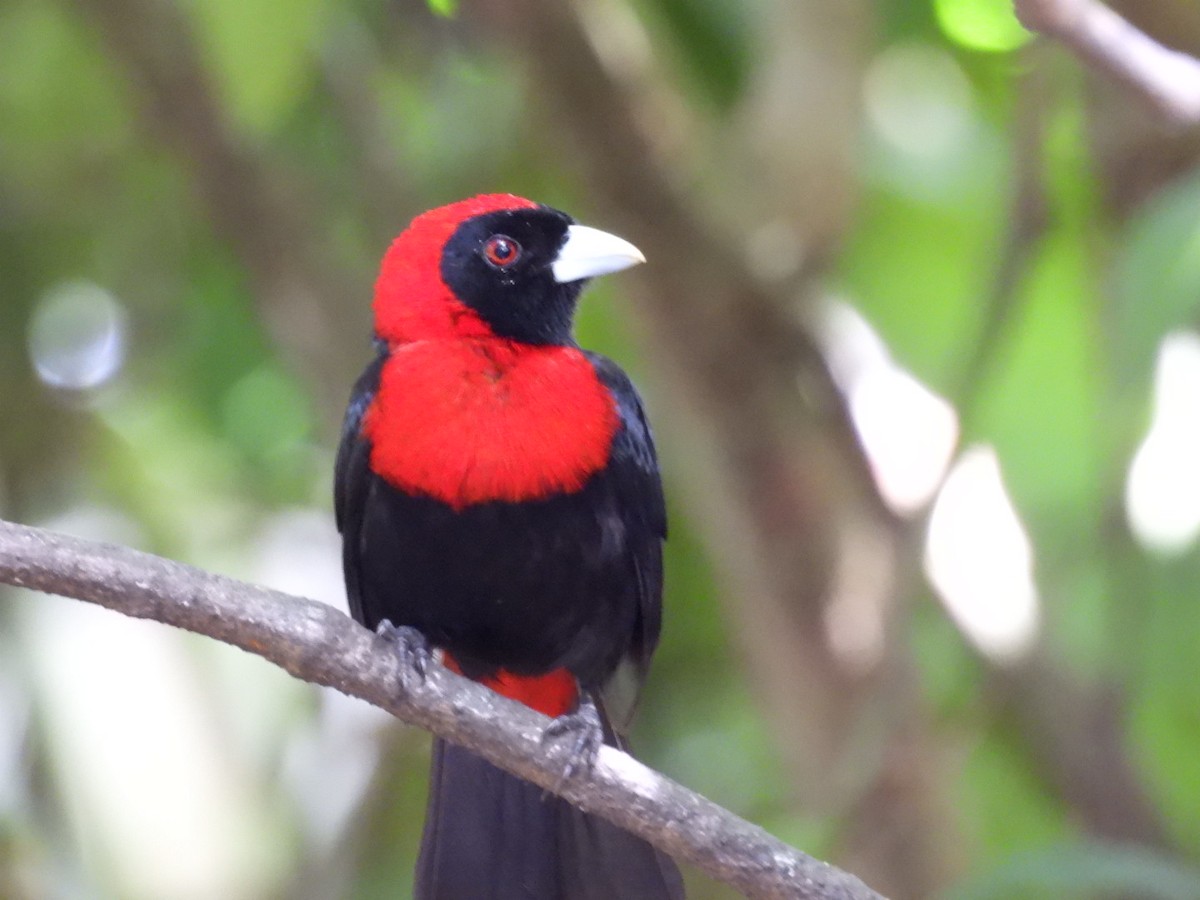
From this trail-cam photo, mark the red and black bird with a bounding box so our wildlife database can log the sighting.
[335,194,684,899]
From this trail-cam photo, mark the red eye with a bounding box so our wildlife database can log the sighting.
[483,235,521,269]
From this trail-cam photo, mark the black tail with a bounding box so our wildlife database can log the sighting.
[416,738,685,900]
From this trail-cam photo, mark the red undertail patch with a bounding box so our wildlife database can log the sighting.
[444,654,578,718]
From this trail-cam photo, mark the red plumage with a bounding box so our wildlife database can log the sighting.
[373,194,537,344]
[443,653,578,718]
[363,340,619,509]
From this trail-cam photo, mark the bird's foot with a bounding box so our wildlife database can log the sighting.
[375,620,432,694]
[542,692,604,786]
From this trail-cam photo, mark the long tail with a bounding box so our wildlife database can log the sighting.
[416,737,685,900]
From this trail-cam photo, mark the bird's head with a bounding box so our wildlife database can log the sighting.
[373,194,644,346]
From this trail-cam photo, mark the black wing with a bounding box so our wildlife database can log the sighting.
[584,352,667,733]
[334,345,387,626]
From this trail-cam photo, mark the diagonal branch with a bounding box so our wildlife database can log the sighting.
[1014,0,1200,126]
[0,518,883,900]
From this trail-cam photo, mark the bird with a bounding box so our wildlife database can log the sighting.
[334,194,684,899]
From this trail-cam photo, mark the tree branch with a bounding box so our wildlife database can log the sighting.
[0,518,883,900]
[1014,0,1200,126]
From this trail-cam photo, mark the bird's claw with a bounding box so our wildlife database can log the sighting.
[542,693,604,788]
[375,620,432,693]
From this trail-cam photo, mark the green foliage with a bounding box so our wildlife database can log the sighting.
[425,0,459,18]
[3,0,1200,898]
[638,0,752,110]
[971,231,1104,519]
[840,178,1000,387]
[945,842,1200,900]
[933,0,1031,53]
[190,0,331,136]
[0,3,131,186]
[961,735,1071,870]
[1128,558,1200,853]
[1114,169,1200,393]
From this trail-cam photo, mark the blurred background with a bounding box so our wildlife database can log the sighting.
[3,0,1200,897]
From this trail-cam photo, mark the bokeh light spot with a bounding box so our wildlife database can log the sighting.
[1126,331,1200,553]
[28,280,128,391]
[819,301,959,515]
[925,446,1040,663]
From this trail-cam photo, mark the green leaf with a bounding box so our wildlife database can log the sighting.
[933,0,1031,53]
[426,0,459,17]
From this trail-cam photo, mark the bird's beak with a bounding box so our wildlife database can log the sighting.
[551,225,645,284]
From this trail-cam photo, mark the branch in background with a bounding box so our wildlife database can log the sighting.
[952,59,1051,419]
[994,657,1170,848]
[487,3,1179,894]
[316,18,417,248]
[481,3,962,896]
[481,0,893,766]
[1014,0,1200,126]
[71,0,368,418]
[944,53,1173,852]
[0,518,884,900]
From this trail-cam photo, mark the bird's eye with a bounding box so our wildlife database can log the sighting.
[483,235,521,269]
